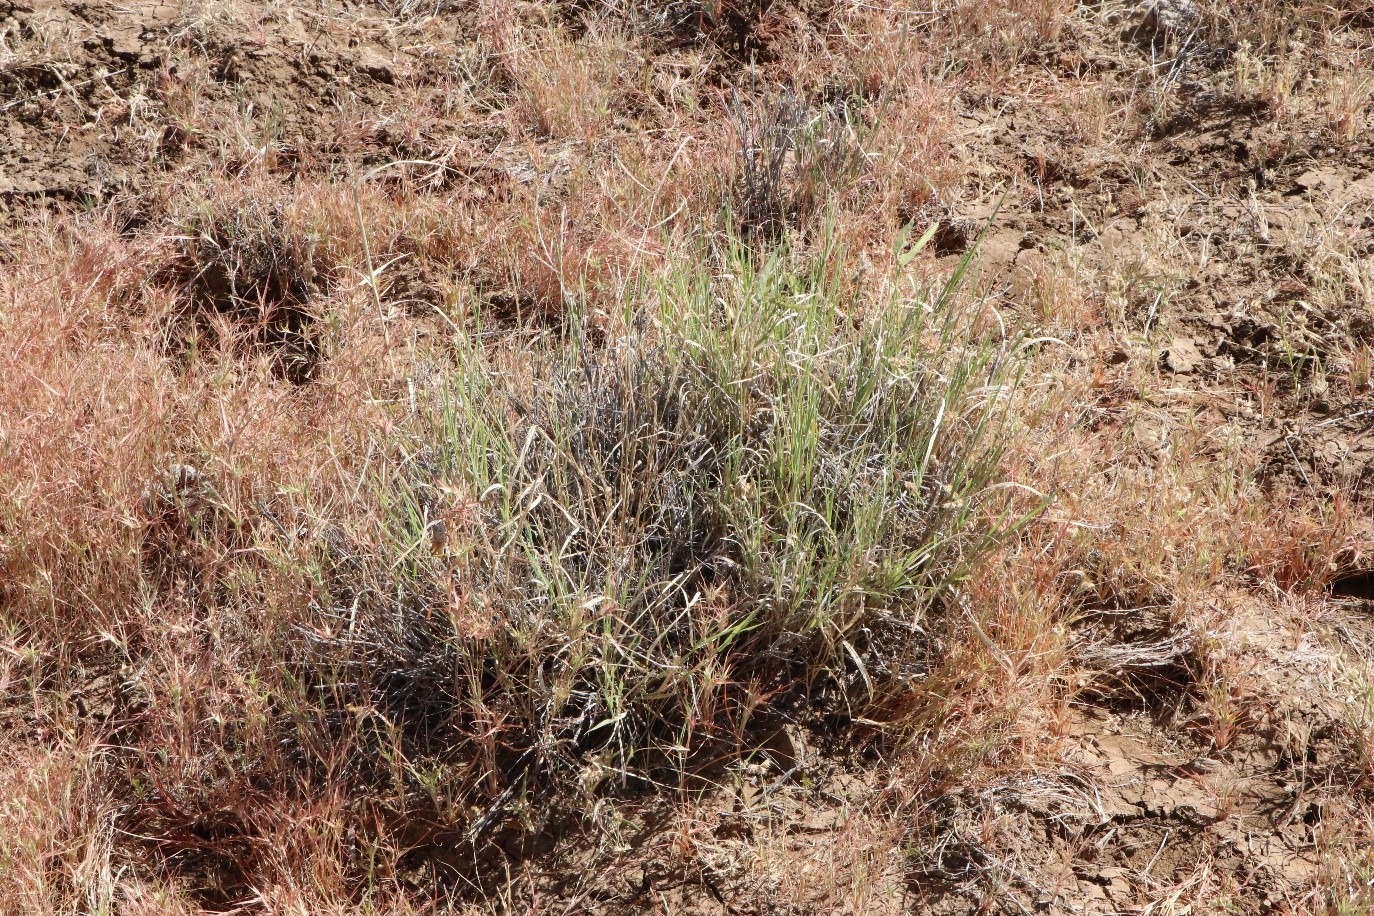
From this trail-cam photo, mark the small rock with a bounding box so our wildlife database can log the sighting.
[1106,875,1133,901]
[107,30,146,60]
[1163,337,1204,373]
[1178,755,1222,775]
[355,48,395,85]
[975,229,1025,274]
[1133,0,1199,40]
[1294,168,1341,196]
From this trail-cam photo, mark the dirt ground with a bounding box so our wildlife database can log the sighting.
[3,0,1374,912]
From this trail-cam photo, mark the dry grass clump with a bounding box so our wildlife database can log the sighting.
[0,200,409,908]
[731,90,865,237]
[301,232,1026,853]
[160,194,326,384]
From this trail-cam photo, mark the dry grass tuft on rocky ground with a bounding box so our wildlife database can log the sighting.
[2,0,1374,913]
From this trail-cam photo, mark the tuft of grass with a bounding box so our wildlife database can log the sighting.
[731,90,867,239]
[162,195,325,385]
[305,229,1030,833]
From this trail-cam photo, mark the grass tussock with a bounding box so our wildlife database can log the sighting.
[315,233,1023,806]
[162,195,325,385]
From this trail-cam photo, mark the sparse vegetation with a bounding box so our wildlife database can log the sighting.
[2,0,1373,912]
